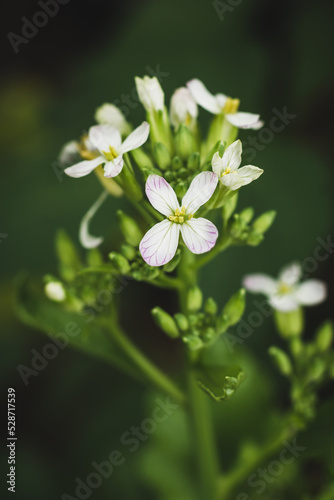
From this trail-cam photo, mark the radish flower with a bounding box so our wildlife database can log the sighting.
[212,139,263,190]
[140,172,219,267]
[135,76,165,112]
[170,87,198,129]
[187,79,263,130]
[243,262,327,312]
[64,122,150,179]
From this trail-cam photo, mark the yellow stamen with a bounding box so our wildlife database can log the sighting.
[102,146,118,161]
[168,206,191,224]
[223,97,240,114]
[278,283,292,295]
[222,167,231,177]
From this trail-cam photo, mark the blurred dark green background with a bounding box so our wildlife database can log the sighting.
[1,0,334,499]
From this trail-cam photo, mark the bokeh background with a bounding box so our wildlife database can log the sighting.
[1,0,334,499]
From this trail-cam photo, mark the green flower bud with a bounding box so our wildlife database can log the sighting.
[187,286,203,312]
[290,338,303,358]
[183,335,203,350]
[174,313,189,332]
[86,248,103,267]
[252,210,276,235]
[307,357,326,382]
[131,148,155,170]
[171,156,183,171]
[164,170,174,182]
[274,309,304,338]
[174,181,187,198]
[247,232,264,246]
[203,327,216,343]
[230,214,244,238]
[204,297,218,315]
[117,210,143,246]
[119,161,142,201]
[56,229,82,281]
[151,307,179,338]
[222,191,239,221]
[187,152,200,171]
[268,346,292,376]
[108,252,130,274]
[315,321,333,352]
[222,289,246,326]
[153,142,171,170]
[240,207,254,224]
[121,244,137,261]
[174,124,196,160]
[217,313,229,333]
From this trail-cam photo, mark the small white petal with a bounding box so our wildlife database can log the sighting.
[119,121,150,155]
[170,87,198,128]
[59,141,79,165]
[294,280,327,306]
[135,76,165,112]
[187,79,221,114]
[226,112,261,129]
[270,294,299,312]
[222,166,263,190]
[64,156,104,178]
[45,281,66,302]
[243,274,277,295]
[279,262,302,286]
[103,157,124,178]
[212,152,224,177]
[94,103,130,135]
[145,175,179,217]
[79,191,108,249]
[222,139,242,171]
[180,218,218,254]
[182,172,218,214]
[140,220,179,267]
[89,125,122,154]
[216,93,228,109]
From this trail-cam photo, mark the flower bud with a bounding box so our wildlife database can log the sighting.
[187,286,203,312]
[204,297,218,315]
[252,210,276,234]
[119,161,143,201]
[135,76,164,112]
[131,148,155,171]
[153,142,171,170]
[171,156,183,171]
[174,124,196,160]
[187,152,200,171]
[44,281,66,302]
[274,308,304,338]
[315,321,333,352]
[174,313,189,332]
[94,103,131,135]
[222,289,246,326]
[222,191,238,221]
[121,244,137,261]
[170,87,198,130]
[247,232,264,246]
[183,335,203,350]
[117,210,143,246]
[56,229,82,281]
[240,207,254,224]
[151,307,179,338]
[174,181,187,198]
[108,252,130,274]
[268,346,292,376]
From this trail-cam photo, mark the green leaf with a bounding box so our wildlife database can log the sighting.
[194,364,245,402]
[15,274,143,381]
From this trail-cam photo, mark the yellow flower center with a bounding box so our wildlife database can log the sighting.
[278,282,292,295]
[102,146,118,161]
[222,167,231,176]
[223,97,240,114]
[168,206,193,224]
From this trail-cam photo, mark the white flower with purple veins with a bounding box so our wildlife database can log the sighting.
[212,140,263,190]
[140,172,219,267]
[187,79,263,130]
[170,87,198,129]
[64,122,150,179]
[243,262,327,312]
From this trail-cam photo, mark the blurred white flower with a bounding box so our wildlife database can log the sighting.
[135,76,165,112]
[170,87,198,129]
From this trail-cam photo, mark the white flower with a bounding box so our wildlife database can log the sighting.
[212,139,263,190]
[140,172,219,267]
[64,122,150,179]
[187,79,263,130]
[135,76,165,112]
[170,87,198,129]
[94,103,131,136]
[45,281,66,302]
[243,262,327,312]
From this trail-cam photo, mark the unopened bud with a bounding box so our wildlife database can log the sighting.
[45,281,66,302]
[171,156,183,171]
[108,252,130,274]
[117,210,143,246]
[274,309,304,338]
[240,207,254,224]
[252,210,276,234]
[222,289,246,326]
[174,313,189,332]
[121,244,137,261]
[153,142,171,170]
[187,152,200,171]
[175,124,196,160]
[187,286,203,312]
[204,297,218,315]
[315,321,333,352]
[268,346,292,376]
[152,307,179,338]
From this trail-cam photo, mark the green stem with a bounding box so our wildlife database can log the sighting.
[193,237,232,270]
[108,322,185,404]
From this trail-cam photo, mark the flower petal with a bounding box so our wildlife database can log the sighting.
[59,140,79,165]
[212,152,224,177]
[182,172,218,214]
[226,112,261,129]
[103,156,124,178]
[135,76,165,112]
[145,175,179,216]
[187,79,221,114]
[180,218,218,254]
[278,262,302,286]
[294,280,327,306]
[222,139,242,171]
[243,274,277,295]
[79,191,108,249]
[89,125,122,154]
[140,220,180,267]
[269,294,299,312]
[119,121,150,154]
[94,103,131,135]
[222,166,263,190]
[64,156,104,178]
